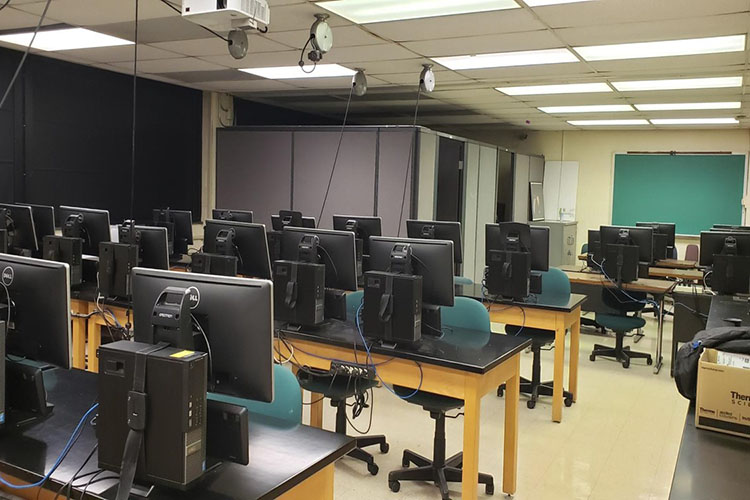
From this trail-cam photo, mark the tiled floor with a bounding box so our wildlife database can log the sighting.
[302,313,689,500]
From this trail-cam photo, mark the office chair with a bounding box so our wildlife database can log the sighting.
[454,276,474,286]
[581,243,589,254]
[685,244,699,262]
[589,289,653,369]
[668,246,678,259]
[388,297,494,500]
[296,290,388,476]
[497,268,574,409]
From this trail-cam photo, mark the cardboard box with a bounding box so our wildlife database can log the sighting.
[695,348,750,439]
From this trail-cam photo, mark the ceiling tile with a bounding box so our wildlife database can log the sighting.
[1,6,60,30]
[110,56,227,73]
[94,17,212,43]
[402,31,562,58]
[58,44,180,63]
[325,43,416,64]
[13,0,176,26]
[264,25,388,49]
[149,34,292,57]
[201,79,301,92]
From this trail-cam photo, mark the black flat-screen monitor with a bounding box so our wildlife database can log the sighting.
[485,223,549,271]
[119,224,170,270]
[203,220,272,279]
[58,206,111,257]
[587,229,602,267]
[212,209,253,223]
[21,204,55,251]
[131,268,274,402]
[0,254,71,368]
[271,210,302,231]
[280,227,358,291]
[600,225,653,264]
[699,230,750,267]
[636,222,676,249]
[152,209,193,256]
[712,224,750,232]
[332,215,382,256]
[368,236,455,307]
[406,220,463,265]
[0,203,38,255]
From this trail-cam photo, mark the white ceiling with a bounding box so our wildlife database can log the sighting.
[1,0,750,130]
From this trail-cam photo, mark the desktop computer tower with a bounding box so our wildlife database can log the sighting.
[603,244,638,284]
[486,250,530,300]
[43,236,83,286]
[191,252,238,277]
[652,233,668,262]
[98,341,207,490]
[355,238,364,286]
[0,229,6,254]
[99,242,138,298]
[711,254,750,295]
[363,271,422,344]
[273,260,325,326]
[0,322,5,429]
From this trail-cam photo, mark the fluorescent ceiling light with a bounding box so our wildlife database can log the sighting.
[634,102,741,111]
[650,118,739,125]
[239,64,355,79]
[568,119,649,126]
[496,82,611,95]
[0,27,132,51]
[575,35,746,62]
[539,104,633,113]
[612,76,743,92]
[525,0,594,5]
[433,48,577,70]
[315,0,519,24]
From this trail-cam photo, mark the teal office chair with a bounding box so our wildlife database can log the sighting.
[590,289,653,369]
[208,364,302,425]
[388,297,494,500]
[581,243,589,254]
[497,268,573,409]
[297,289,388,475]
[453,276,474,286]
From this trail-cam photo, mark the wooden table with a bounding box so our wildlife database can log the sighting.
[653,258,698,269]
[84,301,129,373]
[563,270,676,374]
[648,267,703,281]
[70,299,89,370]
[0,369,354,500]
[276,321,530,499]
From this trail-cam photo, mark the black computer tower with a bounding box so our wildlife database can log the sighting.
[0,322,5,430]
[355,238,364,286]
[43,236,83,286]
[603,244,639,284]
[273,260,325,326]
[652,233,668,262]
[97,341,207,490]
[711,254,750,295]
[0,230,6,254]
[267,231,282,263]
[191,252,238,277]
[99,242,138,298]
[486,250,530,300]
[363,271,422,344]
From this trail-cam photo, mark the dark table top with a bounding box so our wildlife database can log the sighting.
[70,282,132,309]
[455,283,587,313]
[706,294,750,329]
[278,318,531,374]
[0,369,354,500]
[669,405,750,500]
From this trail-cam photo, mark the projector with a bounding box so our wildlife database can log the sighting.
[182,0,270,32]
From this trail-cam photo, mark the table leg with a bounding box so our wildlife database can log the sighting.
[278,463,334,500]
[87,320,101,373]
[310,393,324,429]
[569,315,580,403]
[502,355,520,496]
[552,321,566,423]
[71,317,86,370]
[461,383,481,500]
[654,294,665,375]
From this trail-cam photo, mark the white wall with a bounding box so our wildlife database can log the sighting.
[454,128,750,258]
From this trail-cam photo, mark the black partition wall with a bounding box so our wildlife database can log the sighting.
[216,126,418,235]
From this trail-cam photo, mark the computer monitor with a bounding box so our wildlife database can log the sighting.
[407,220,463,266]
[636,222,676,249]
[332,215,382,256]
[19,204,55,254]
[529,226,550,272]
[57,206,111,257]
[485,223,549,272]
[369,236,455,307]
[712,224,750,232]
[600,226,653,264]
[0,254,71,369]
[131,268,274,402]
[203,220,272,279]
[271,210,303,231]
[700,230,750,294]
[0,204,38,256]
[212,209,253,223]
[302,217,316,228]
[699,230,750,267]
[119,224,170,270]
[280,227,358,291]
[587,230,602,268]
[152,209,193,256]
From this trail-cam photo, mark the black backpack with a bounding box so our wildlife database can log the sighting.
[674,326,750,401]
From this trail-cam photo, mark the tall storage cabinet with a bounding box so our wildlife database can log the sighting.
[535,221,578,267]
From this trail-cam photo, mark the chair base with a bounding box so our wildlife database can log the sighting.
[497,377,574,410]
[388,450,494,500]
[590,337,653,369]
[332,398,389,475]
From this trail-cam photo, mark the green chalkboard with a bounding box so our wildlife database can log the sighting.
[612,154,745,235]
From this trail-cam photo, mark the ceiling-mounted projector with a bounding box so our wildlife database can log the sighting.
[182,0,270,32]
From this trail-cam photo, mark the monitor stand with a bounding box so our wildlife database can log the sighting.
[3,360,54,429]
[421,304,442,336]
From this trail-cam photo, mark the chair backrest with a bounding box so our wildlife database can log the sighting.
[685,244,699,262]
[535,267,571,305]
[669,246,678,259]
[440,296,491,332]
[454,275,474,286]
[346,290,364,322]
[208,364,302,425]
[581,243,589,254]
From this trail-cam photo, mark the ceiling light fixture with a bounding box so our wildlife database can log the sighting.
[539,104,633,113]
[315,0,519,24]
[650,118,739,125]
[433,48,577,70]
[525,0,594,6]
[239,64,355,79]
[612,76,743,92]
[568,119,649,126]
[574,34,746,61]
[0,27,132,51]
[496,82,611,95]
[634,102,741,111]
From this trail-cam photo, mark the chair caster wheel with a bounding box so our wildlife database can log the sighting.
[368,463,379,476]
[486,483,495,495]
[564,397,573,407]
[622,359,630,369]
[497,386,504,397]
[402,457,410,467]
[526,399,536,409]
[389,480,400,493]
[380,442,390,453]
[589,354,596,362]
[647,357,653,366]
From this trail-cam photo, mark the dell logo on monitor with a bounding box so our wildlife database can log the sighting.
[1,266,13,286]
[187,286,200,309]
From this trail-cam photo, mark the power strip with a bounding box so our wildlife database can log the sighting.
[329,361,375,380]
